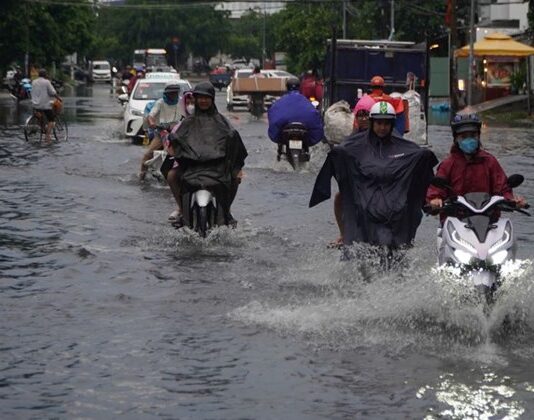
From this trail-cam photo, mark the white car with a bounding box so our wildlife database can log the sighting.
[226,69,297,111]
[91,60,112,83]
[123,73,191,139]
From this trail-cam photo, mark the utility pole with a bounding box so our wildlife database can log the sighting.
[449,0,459,113]
[342,0,347,39]
[467,0,475,106]
[262,1,266,66]
[388,0,395,41]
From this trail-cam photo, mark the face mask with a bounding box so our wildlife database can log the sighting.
[186,104,195,115]
[458,137,479,154]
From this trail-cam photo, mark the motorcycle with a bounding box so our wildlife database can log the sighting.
[249,93,265,118]
[277,122,310,170]
[8,77,32,101]
[427,175,530,305]
[309,96,320,110]
[142,124,173,182]
[180,179,230,238]
[117,79,130,106]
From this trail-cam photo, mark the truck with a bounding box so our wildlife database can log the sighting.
[323,38,430,144]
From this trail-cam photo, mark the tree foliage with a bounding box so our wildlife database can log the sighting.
[272,4,339,74]
[0,0,95,73]
[94,0,229,65]
[0,0,483,77]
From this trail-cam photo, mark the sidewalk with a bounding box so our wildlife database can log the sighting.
[458,94,528,115]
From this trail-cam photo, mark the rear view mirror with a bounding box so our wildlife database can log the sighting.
[507,174,524,189]
[118,93,129,103]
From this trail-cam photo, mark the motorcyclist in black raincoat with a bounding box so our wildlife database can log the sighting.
[310,101,438,250]
[169,82,247,226]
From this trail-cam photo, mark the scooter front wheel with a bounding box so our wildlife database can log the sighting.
[198,206,208,238]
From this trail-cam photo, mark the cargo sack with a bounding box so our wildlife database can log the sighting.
[324,100,354,145]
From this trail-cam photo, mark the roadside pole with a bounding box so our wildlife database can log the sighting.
[528,58,532,115]
[467,0,475,107]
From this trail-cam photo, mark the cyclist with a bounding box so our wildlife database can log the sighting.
[31,68,62,145]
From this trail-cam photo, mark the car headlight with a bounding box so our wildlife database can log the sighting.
[131,109,144,116]
[490,250,508,265]
[454,249,473,264]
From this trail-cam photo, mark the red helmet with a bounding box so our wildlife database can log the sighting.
[370,75,385,87]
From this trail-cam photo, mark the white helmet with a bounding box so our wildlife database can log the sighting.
[369,101,396,120]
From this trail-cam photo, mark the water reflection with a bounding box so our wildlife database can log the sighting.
[420,372,525,419]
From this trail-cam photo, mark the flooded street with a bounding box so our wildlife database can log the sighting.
[2,83,534,419]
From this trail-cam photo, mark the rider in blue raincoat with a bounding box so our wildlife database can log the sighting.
[267,78,324,146]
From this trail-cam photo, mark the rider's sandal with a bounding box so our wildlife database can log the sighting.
[171,215,184,229]
[168,209,180,221]
[327,237,344,249]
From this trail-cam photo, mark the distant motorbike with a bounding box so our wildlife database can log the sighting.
[308,96,320,110]
[142,124,173,182]
[208,68,231,91]
[427,175,530,306]
[277,122,310,170]
[117,79,130,105]
[8,77,32,101]
[249,93,265,118]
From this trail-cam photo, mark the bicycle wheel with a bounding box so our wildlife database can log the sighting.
[53,116,68,142]
[24,115,43,143]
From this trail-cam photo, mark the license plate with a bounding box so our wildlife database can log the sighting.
[289,140,302,150]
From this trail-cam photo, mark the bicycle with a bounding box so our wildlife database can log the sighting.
[24,102,68,144]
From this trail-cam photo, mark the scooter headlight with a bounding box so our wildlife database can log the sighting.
[454,249,473,264]
[488,222,512,254]
[490,250,508,265]
[448,224,476,253]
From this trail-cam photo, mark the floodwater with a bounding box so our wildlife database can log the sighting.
[2,83,534,419]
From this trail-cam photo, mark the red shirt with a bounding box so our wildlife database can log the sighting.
[426,146,513,202]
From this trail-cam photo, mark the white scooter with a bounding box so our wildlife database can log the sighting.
[180,183,229,237]
[428,175,530,305]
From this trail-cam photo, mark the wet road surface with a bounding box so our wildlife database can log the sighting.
[2,83,534,418]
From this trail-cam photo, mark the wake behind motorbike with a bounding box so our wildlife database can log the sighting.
[427,175,530,306]
[277,122,310,170]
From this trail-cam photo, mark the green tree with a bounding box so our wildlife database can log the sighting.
[225,11,263,62]
[93,0,229,66]
[273,4,339,74]
[0,0,95,74]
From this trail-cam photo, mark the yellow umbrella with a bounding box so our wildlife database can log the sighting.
[455,32,534,58]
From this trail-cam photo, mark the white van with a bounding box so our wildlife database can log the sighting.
[91,60,112,83]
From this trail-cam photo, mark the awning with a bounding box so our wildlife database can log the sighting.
[455,32,534,58]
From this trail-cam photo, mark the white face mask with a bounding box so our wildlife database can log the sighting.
[186,104,195,115]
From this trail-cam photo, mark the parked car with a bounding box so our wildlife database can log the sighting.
[226,69,297,111]
[123,72,191,140]
[91,60,112,83]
